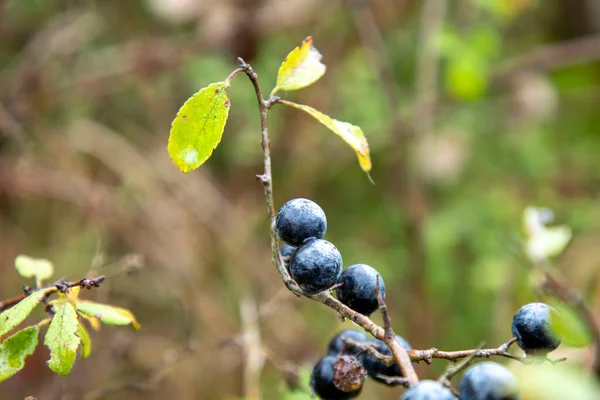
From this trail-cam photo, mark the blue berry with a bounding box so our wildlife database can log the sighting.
[311,355,362,400]
[511,302,561,355]
[363,335,412,384]
[335,264,385,316]
[327,329,370,357]
[401,380,455,400]
[460,362,520,400]
[276,198,327,246]
[280,244,297,259]
[280,244,297,272]
[289,239,342,295]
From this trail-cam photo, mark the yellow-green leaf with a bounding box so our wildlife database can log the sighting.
[168,81,231,173]
[77,300,140,330]
[14,255,54,281]
[272,36,326,95]
[0,326,39,383]
[550,301,592,348]
[526,226,572,262]
[45,301,80,376]
[281,101,371,172]
[77,323,91,359]
[0,290,47,337]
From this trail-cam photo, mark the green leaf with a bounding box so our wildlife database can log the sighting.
[550,301,592,348]
[0,290,47,337]
[77,323,91,359]
[512,363,599,400]
[14,255,54,281]
[77,300,140,330]
[45,301,80,376]
[168,81,231,173]
[0,326,39,383]
[273,36,326,95]
[280,101,372,174]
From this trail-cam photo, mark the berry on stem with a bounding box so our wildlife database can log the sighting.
[311,355,362,400]
[401,380,455,400]
[289,238,342,295]
[459,361,520,400]
[276,198,327,246]
[335,264,386,316]
[511,302,561,356]
[327,329,370,357]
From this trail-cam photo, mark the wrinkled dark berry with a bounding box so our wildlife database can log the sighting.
[401,380,455,400]
[363,335,412,384]
[511,302,561,356]
[311,355,361,400]
[460,361,520,400]
[276,198,327,246]
[333,355,367,394]
[335,264,385,316]
[289,239,342,295]
[327,329,370,357]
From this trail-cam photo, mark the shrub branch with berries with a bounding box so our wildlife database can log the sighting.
[165,37,600,399]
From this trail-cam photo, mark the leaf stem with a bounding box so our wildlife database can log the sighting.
[224,67,245,85]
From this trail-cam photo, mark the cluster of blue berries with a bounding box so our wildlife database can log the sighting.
[277,198,385,315]
[277,198,563,399]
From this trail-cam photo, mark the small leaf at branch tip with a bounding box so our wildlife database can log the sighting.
[168,81,231,174]
[14,255,54,281]
[273,36,326,95]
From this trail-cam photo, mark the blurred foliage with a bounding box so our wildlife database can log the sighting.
[1,0,600,399]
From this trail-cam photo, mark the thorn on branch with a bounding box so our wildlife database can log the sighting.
[256,174,270,184]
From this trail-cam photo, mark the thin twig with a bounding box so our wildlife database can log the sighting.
[376,276,419,385]
[344,337,524,365]
[492,34,600,85]
[438,342,486,398]
[0,276,106,312]
[236,57,302,296]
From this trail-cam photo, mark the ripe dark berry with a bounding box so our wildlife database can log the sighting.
[289,239,342,295]
[311,355,361,400]
[460,361,520,400]
[511,302,561,356]
[280,244,297,259]
[327,329,370,357]
[280,244,297,272]
[401,380,455,400]
[276,198,327,246]
[335,264,385,316]
[363,335,412,384]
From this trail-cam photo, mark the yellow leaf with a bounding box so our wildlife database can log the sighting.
[77,300,140,330]
[280,101,372,173]
[273,37,326,95]
[77,323,92,359]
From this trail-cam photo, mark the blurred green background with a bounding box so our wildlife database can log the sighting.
[1,0,600,399]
